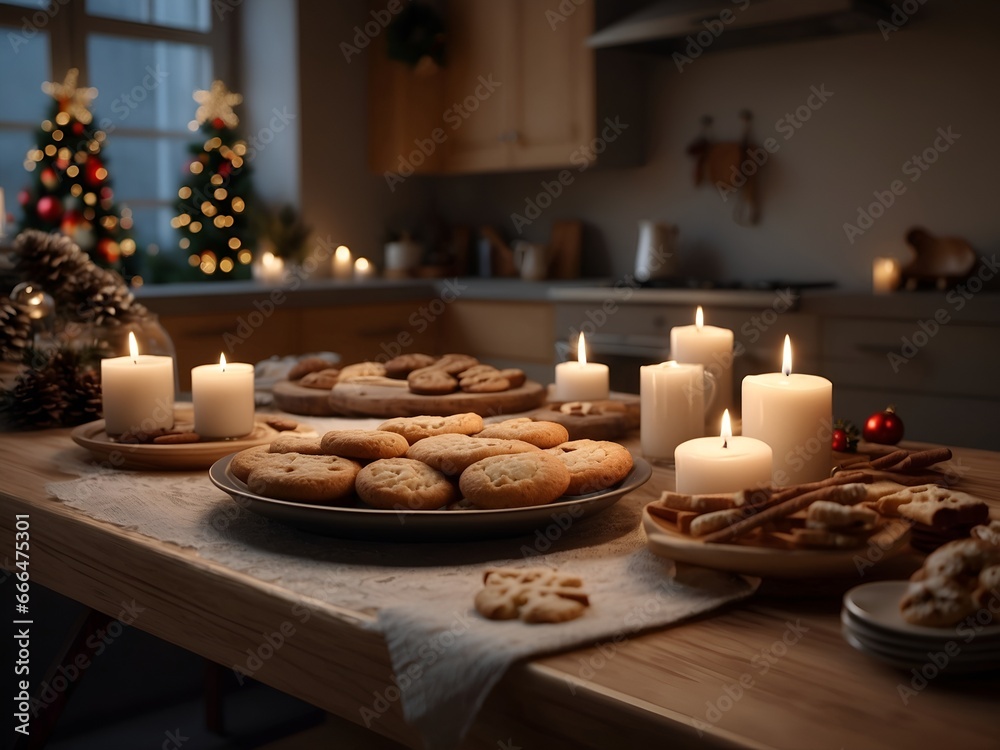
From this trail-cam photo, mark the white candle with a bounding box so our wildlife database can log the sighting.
[554,333,610,401]
[256,250,284,283]
[333,245,353,279]
[742,335,832,486]
[101,331,175,437]
[354,256,374,279]
[872,257,901,293]
[191,353,255,439]
[670,306,733,429]
[639,361,705,462]
[674,410,773,495]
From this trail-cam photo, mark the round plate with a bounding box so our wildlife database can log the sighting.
[71,406,315,470]
[840,610,1000,656]
[841,622,1000,673]
[209,454,652,541]
[843,580,1000,639]
[642,512,910,579]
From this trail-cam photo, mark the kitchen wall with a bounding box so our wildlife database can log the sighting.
[297,0,999,289]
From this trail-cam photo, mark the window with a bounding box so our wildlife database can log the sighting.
[0,0,235,272]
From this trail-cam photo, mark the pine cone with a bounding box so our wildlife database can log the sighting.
[13,230,149,327]
[0,297,32,361]
[0,347,103,429]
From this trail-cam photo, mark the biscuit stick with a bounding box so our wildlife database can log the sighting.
[892,447,952,471]
[869,449,910,470]
[701,483,869,545]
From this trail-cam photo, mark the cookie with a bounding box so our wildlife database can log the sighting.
[407,367,458,395]
[319,429,409,460]
[432,353,479,375]
[299,368,340,390]
[498,368,526,388]
[355,457,456,510]
[875,484,989,528]
[245,454,361,503]
[911,538,1000,586]
[972,521,1000,547]
[384,353,437,379]
[269,434,325,455]
[230,444,288,482]
[805,500,877,532]
[153,432,201,444]
[288,356,335,381]
[264,416,299,432]
[974,565,1000,609]
[459,371,510,393]
[378,413,485,444]
[457,364,500,379]
[476,418,569,449]
[474,568,589,624]
[406,433,539,475]
[900,576,977,627]
[459,452,570,509]
[545,439,634,495]
[338,362,387,382]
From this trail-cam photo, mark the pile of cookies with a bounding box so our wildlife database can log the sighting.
[287,353,527,396]
[117,415,301,444]
[228,412,634,510]
[900,521,1000,627]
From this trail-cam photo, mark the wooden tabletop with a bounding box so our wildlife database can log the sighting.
[1,424,998,750]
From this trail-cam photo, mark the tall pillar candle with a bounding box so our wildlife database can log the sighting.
[670,307,733,429]
[741,335,832,486]
[553,332,609,401]
[674,410,773,495]
[101,331,175,436]
[639,361,705,462]
[192,354,256,438]
[332,245,353,279]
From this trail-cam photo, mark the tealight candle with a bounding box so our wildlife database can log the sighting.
[256,250,284,283]
[639,361,706,462]
[191,353,255,439]
[872,257,901,294]
[101,331,175,437]
[670,306,733,429]
[332,245,353,279]
[674,410,772,495]
[742,335,832,486]
[554,332,609,401]
[354,256,374,279]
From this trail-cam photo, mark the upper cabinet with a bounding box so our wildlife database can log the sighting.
[368,1,643,176]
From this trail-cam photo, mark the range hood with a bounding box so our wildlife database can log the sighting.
[587,0,891,53]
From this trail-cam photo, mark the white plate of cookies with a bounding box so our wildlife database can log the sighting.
[208,413,651,541]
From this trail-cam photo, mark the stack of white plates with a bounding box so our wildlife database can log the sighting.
[841,580,1000,673]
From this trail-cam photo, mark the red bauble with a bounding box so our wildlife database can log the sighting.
[18,189,31,207]
[85,158,105,186]
[832,429,849,452]
[97,238,120,263]
[40,168,58,190]
[863,406,905,445]
[217,161,232,178]
[72,122,85,135]
[211,117,225,130]
[100,186,113,200]
[36,195,63,223]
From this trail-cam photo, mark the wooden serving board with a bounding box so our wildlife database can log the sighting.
[328,380,547,418]
[272,380,342,417]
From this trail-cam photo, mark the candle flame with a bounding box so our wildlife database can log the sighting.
[577,332,587,365]
[128,331,138,362]
[782,335,792,376]
[335,245,351,261]
[721,408,732,449]
[219,352,227,372]
[695,306,704,331]
[354,257,370,272]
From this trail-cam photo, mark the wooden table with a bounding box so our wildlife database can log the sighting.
[2,425,998,750]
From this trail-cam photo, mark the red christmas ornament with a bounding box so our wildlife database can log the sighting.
[217,161,232,178]
[100,186,113,200]
[863,406,905,445]
[85,158,105,186]
[97,238,120,263]
[36,195,64,223]
[40,168,59,190]
[831,419,859,452]
[72,122,85,135]
[212,117,226,130]
[18,189,31,206]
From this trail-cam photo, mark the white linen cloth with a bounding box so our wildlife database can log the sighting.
[48,414,758,749]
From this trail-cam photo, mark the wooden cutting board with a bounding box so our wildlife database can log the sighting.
[272,380,343,417]
[328,380,547,418]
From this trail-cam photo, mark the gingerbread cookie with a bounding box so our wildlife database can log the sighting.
[459,452,570,509]
[546,439,633,494]
[299,368,340,390]
[384,353,437,379]
[406,433,539,475]
[474,568,589,624]
[319,429,409,460]
[338,362,387,382]
[288,356,335,381]
[476,418,569,449]
[407,367,458,395]
[245,454,360,503]
[458,371,510,393]
[378,413,485,444]
[432,353,480,375]
[498,368,526,388]
[355,458,456,510]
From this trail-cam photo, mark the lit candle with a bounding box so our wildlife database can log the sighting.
[674,410,772,495]
[741,335,832,486]
[354,256,374,279]
[872,257,901,294]
[191,353,255,439]
[639,361,706,462]
[101,331,175,437]
[256,250,284,283]
[553,333,610,401]
[670,306,733,429]
[332,245,353,279]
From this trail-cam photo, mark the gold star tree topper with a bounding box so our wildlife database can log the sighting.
[192,80,243,129]
[42,68,98,124]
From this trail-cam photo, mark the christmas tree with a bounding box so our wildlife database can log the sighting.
[172,80,254,278]
[18,68,137,272]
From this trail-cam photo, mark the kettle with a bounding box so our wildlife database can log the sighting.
[634,221,679,281]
